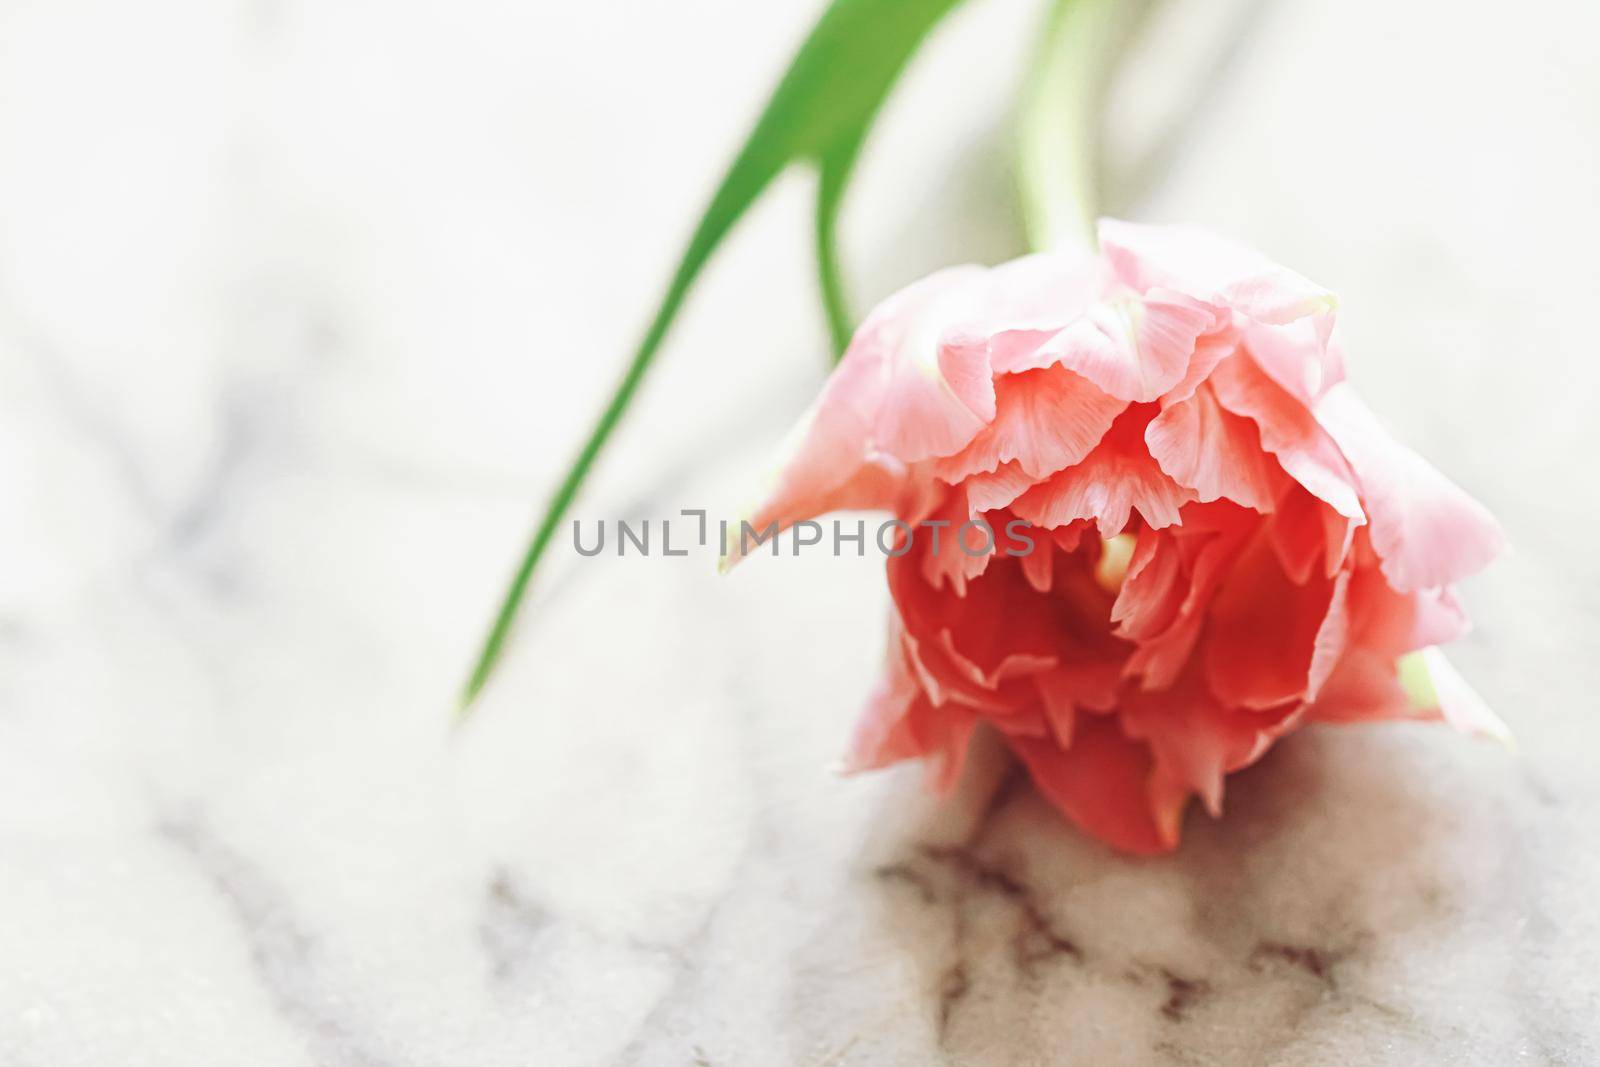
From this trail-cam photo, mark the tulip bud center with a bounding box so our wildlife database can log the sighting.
[1093,532,1137,594]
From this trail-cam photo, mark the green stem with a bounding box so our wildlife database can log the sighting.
[1016,0,1126,254]
[815,135,866,361]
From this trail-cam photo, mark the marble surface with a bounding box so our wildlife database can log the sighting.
[2,0,1598,1063]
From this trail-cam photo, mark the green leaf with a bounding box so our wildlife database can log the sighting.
[459,0,973,714]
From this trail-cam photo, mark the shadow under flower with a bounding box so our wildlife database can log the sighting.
[835,722,1536,1064]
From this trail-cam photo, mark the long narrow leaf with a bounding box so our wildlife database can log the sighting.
[460,0,972,712]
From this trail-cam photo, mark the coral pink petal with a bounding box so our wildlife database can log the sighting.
[1347,565,1470,657]
[1416,648,1512,743]
[935,366,1126,482]
[1306,570,1352,700]
[1121,671,1276,819]
[1098,218,1337,328]
[963,460,1038,513]
[936,332,998,423]
[1268,484,1354,583]
[1145,383,1280,511]
[1125,610,1204,691]
[1013,405,1196,533]
[1160,328,1239,408]
[1035,658,1124,721]
[1122,514,1253,689]
[731,454,909,570]
[1041,701,1076,748]
[1009,716,1172,855]
[1019,539,1054,593]
[916,489,995,595]
[889,552,1084,689]
[1111,528,1186,641]
[958,251,1103,334]
[1245,316,1345,405]
[1209,352,1365,521]
[846,633,980,794]
[731,268,1001,565]
[844,636,924,770]
[1024,288,1214,402]
[901,630,1037,714]
[848,266,992,463]
[728,346,891,567]
[1203,530,1341,709]
[1303,649,1414,724]
[877,359,988,463]
[1315,384,1505,592]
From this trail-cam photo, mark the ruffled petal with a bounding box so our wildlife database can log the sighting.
[1012,404,1197,534]
[936,332,997,423]
[915,488,997,595]
[935,365,1126,482]
[1009,716,1172,855]
[1122,505,1257,688]
[1315,384,1505,592]
[846,631,976,791]
[1347,563,1470,657]
[1120,669,1280,822]
[963,460,1037,513]
[1019,535,1054,593]
[1098,218,1338,329]
[1145,382,1280,511]
[1306,570,1352,700]
[1202,529,1342,709]
[1406,647,1512,744]
[1302,649,1413,724]
[902,629,1037,714]
[1159,327,1239,408]
[890,548,1104,690]
[857,267,993,463]
[1032,655,1125,749]
[1209,351,1365,521]
[1243,316,1345,406]
[1268,483,1355,584]
[1015,289,1214,402]
[1111,528,1185,641]
[727,269,990,565]
[844,639,922,771]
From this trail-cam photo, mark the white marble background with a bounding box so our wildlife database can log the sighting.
[2,0,1598,1063]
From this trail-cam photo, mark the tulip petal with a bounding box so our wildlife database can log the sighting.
[1159,328,1238,408]
[961,459,1036,513]
[1145,383,1280,512]
[1268,483,1355,584]
[1303,649,1413,724]
[1009,716,1172,855]
[1121,670,1280,820]
[1347,564,1470,657]
[936,331,998,423]
[1315,384,1505,592]
[935,365,1126,482]
[1122,506,1255,689]
[1209,352,1365,521]
[1111,528,1185,641]
[1404,648,1513,744]
[1012,405,1196,534]
[1244,317,1345,405]
[1098,218,1338,328]
[1020,288,1214,403]
[1203,530,1342,709]
[853,267,993,463]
